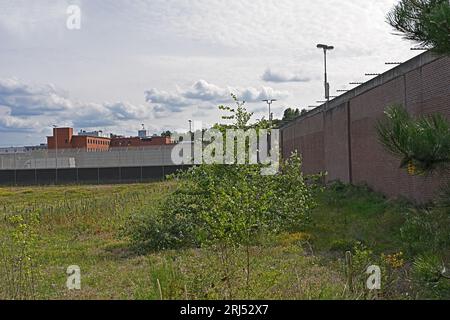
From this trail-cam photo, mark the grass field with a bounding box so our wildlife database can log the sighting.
[0,182,448,300]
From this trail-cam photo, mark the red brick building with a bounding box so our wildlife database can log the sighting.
[47,128,174,152]
[47,128,110,152]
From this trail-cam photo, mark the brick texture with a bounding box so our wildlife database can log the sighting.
[281,54,450,203]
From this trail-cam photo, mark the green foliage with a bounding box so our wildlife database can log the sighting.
[411,254,450,298]
[377,105,450,297]
[160,130,172,138]
[307,181,405,255]
[128,95,319,296]
[282,108,301,121]
[124,199,200,252]
[1,180,449,300]
[377,105,450,174]
[0,212,41,300]
[400,207,450,255]
[387,0,450,54]
[218,94,254,129]
[128,154,317,252]
[134,257,187,300]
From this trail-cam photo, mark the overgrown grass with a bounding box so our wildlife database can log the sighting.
[306,182,408,255]
[0,182,448,300]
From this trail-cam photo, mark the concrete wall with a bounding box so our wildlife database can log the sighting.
[281,51,450,203]
[0,145,177,170]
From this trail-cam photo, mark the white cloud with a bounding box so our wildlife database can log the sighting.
[0,0,422,145]
[145,88,191,108]
[0,78,152,135]
[183,80,230,102]
[145,80,290,117]
[262,69,312,83]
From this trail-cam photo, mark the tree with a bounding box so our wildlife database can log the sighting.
[377,105,450,175]
[387,0,450,54]
[218,94,254,129]
[127,94,320,298]
[282,108,301,121]
[160,130,172,137]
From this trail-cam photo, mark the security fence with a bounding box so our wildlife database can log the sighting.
[0,146,190,185]
[0,146,176,170]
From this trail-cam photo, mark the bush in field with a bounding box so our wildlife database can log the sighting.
[127,95,321,297]
[128,95,319,253]
[128,154,318,252]
[127,154,318,298]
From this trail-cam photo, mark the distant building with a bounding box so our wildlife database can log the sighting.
[0,147,26,154]
[24,144,48,152]
[138,124,147,139]
[47,127,174,152]
[47,128,110,152]
[78,130,109,138]
[0,144,47,154]
[110,136,174,148]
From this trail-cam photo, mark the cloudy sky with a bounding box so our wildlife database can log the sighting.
[0,0,420,146]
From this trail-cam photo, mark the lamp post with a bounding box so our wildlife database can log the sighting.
[262,99,277,153]
[316,44,334,112]
[262,99,277,128]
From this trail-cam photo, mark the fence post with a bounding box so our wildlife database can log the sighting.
[119,148,122,183]
[13,152,17,185]
[140,148,143,182]
[161,146,165,180]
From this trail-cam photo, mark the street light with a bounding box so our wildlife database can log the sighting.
[262,99,277,128]
[317,44,334,112]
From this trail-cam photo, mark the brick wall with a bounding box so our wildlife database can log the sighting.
[282,112,325,175]
[281,52,450,203]
[324,102,350,182]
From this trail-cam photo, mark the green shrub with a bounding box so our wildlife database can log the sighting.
[400,207,450,255]
[329,239,357,252]
[127,153,319,252]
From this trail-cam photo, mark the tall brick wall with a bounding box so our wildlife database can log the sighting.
[282,112,325,175]
[324,102,350,182]
[281,52,450,203]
